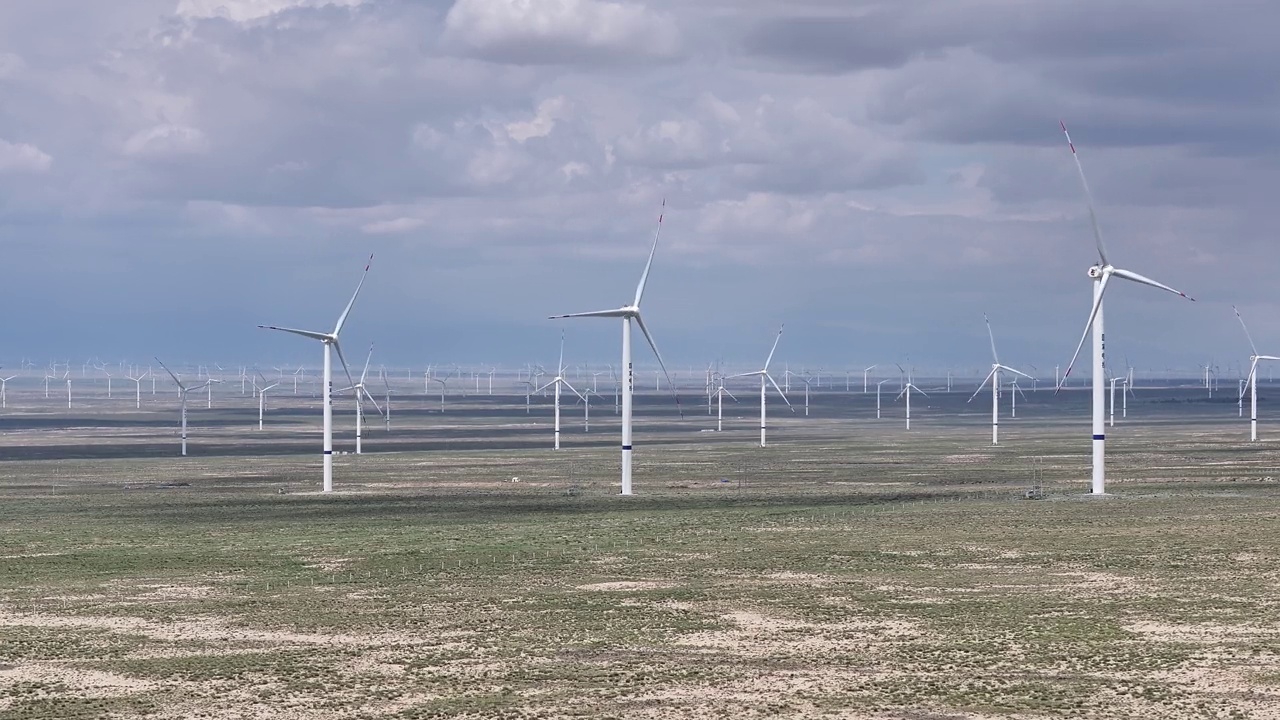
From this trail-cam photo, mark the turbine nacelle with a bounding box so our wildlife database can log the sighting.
[1087,265,1105,279]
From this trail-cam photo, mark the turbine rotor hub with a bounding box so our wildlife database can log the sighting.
[1087,265,1104,279]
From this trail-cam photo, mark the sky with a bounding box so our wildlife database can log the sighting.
[1,0,1277,377]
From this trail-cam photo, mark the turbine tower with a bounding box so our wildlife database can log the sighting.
[726,325,793,447]
[1057,122,1194,495]
[259,255,372,492]
[968,314,1032,445]
[549,202,681,495]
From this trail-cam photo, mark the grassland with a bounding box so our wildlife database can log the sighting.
[2,385,1280,718]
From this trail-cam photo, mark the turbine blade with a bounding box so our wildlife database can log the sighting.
[634,312,683,418]
[1110,267,1194,301]
[766,373,794,411]
[558,330,565,376]
[333,253,373,336]
[548,309,629,319]
[723,387,739,402]
[154,357,186,391]
[363,387,384,416]
[968,367,997,403]
[633,199,665,308]
[763,324,785,371]
[258,325,330,342]
[332,340,355,392]
[984,313,1000,364]
[360,342,374,384]
[1060,121,1109,266]
[1056,272,1111,393]
[998,364,1035,380]
[561,379,586,402]
[1234,305,1261,357]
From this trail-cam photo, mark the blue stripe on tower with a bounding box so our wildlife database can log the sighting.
[1092,434,1105,440]
[324,450,333,455]
[622,445,632,450]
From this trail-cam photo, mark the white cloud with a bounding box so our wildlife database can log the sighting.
[505,96,568,143]
[122,124,210,157]
[174,0,365,22]
[0,139,52,173]
[443,0,681,63]
[362,217,426,234]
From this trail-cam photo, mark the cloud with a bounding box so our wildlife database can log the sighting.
[122,123,210,156]
[174,0,366,22]
[0,139,52,173]
[443,0,681,64]
[361,216,426,234]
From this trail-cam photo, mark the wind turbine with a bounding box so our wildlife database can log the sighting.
[126,369,150,409]
[968,314,1033,445]
[97,363,113,399]
[155,357,210,457]
[726,325,792,448]
[876,379,893,418]
[896,381,927,430]
[337,342,382,455]
[259,254,372,493]
[253,372,280,431]
[548,201,681,495]
[64,371,72,409]
[1056,122,1194,495]
[534,332,586,450]
[712,376,738,432]
[0,375,15,409]
[1234,306,1280,442]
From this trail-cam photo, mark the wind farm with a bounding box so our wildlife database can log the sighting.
[2,3,1278,711]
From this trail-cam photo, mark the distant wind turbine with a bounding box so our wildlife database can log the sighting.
[155,357,210,457]
[0,375,15,409]
[535,332,586,450]
[1234,306,1280,442]
[896,381,927,430]
[337,342,383,455]
[253,372,280,431]
[726,325,793,447]
[968,314,1033,445]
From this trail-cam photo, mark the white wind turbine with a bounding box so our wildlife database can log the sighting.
[126,369,150,409]
[726,325,793,447]
[64,370,72,409]
[259,254,372,493]
[155,357,210,457]
[0,374,15,409]
[1056,122,1194,495]
[968,314,1033,445]
[863,365,877,394]
[876,378,893,418]
[535,332,586,450]
[253,372,280,431]
[712,375,738,432]
[548,202,681,495]
[1234,306,1280,442]
[337,342,382,455]
[895,381,927,430]
[96,363,114,399]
